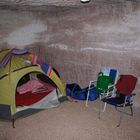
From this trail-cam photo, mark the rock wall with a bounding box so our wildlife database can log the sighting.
[0,1,140,108]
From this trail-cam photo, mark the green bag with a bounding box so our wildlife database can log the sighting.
[96,72,113,93]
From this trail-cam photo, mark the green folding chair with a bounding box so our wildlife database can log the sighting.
[86,72,114,107]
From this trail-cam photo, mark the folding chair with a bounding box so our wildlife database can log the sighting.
[86,67,118,107]
[99,75,137,127]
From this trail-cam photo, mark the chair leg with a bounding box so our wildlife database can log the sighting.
[130,105,133,116]
[85,83,92,107]
[102,102,107,112]
[86,90,90,107]
[116,105,133,127]
[117,100,126,127]
[98,100,103,119]
[117,113,123,127]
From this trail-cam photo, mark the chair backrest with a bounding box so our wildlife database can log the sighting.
[115,75,137,96]
[109,69,118,84]
[101,67,118,85]
[96,72,113,93]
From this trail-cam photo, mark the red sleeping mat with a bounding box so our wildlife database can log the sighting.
[16,78,56,106]
[16,82,55,106]
[16,90,52,106]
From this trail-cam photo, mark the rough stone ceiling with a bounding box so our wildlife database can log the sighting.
[0,0,139,11]
[0,0,138,6]
[0,0,92,6]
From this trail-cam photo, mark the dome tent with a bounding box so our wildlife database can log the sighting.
[0,48,66,127]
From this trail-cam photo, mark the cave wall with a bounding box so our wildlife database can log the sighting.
[0,1,140,108]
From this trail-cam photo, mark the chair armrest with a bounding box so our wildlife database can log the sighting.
[131,93,136,96]
[126,93,136,104]
[108,84,116,91]
[89,80,97,85]
[127,93,136,98]
[88,80,97,90]
[108,84,114,88]
[100,94,112,100]
[99,84,116,99]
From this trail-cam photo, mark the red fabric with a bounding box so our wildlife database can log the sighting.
[16,91,50,106]
[115,75,137,96]
[16,83,55,106]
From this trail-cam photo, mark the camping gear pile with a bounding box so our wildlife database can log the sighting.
[66,83,99,101]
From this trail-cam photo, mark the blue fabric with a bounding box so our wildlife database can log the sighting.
[41,63,49,73]
[66,83,87,100]
[88,87,99,101]
[103,97,125,106]
[109,69,117,83]
[66,83,99,101]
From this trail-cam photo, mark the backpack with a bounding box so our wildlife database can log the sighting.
[66,83,99,101]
